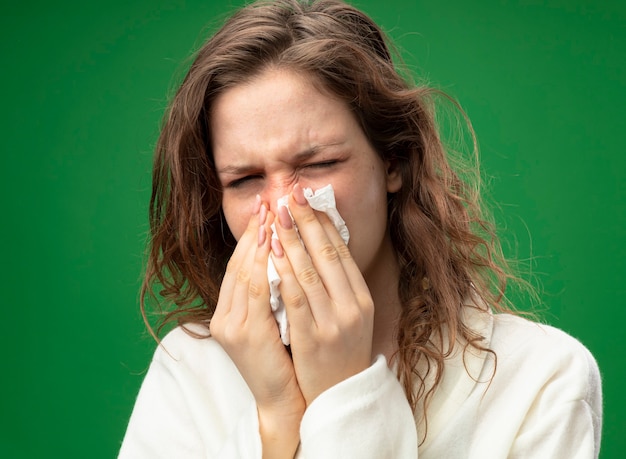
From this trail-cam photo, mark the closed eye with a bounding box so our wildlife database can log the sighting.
[226,174,262,189]
[303,160,338,169]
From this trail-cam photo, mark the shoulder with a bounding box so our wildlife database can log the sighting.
[154,323,217,361]
[470,314,603,457]
[489,313,601,405]
[151,323,246,389]
[120,325,258,457]
[491,313,595,362]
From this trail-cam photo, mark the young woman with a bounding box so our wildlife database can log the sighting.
[119,1,602,457]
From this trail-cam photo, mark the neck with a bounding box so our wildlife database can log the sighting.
[364,233,402,364]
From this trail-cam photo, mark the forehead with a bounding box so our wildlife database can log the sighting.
[209,68,359,166]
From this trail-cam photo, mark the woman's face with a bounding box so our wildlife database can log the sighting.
[211,68,401,280]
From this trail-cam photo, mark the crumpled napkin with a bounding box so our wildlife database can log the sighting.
[267,184,350,345]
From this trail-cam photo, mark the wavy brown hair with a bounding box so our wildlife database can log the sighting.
[142,0,520,436]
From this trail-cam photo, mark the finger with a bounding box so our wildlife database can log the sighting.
[316,211,371,300]
[216,196,262,317]
[228,204,270,325]
[273,202,334,321]
[270,236,314,332]
[244,210,275,324]
[283,186,355,308]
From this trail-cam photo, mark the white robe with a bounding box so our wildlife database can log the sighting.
[119,308,602,458]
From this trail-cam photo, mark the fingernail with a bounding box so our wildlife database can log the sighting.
[293,183,307,206]
[259,203,267,225]
[278,205,293,229]
[258,225,266,246]
[271,238,284,257]
[253,194,261,215]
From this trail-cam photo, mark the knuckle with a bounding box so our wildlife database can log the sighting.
[319,243,339,262]
[337,299,373,333]
[209,318,226,341]
[335,243,352,260]
[298,266,320,286]
[342,307,365,329]
[284,237,303,250]
[248,280,264,300]
[356,294,375,315]
[222,324,242,345]
[285,291,308,309]
[236,268,250,284]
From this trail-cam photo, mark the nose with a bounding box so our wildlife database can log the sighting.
[259,179,294,215]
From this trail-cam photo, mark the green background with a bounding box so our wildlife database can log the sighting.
[1,0,624,457]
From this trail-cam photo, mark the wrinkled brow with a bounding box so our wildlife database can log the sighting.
[217,143,343,175]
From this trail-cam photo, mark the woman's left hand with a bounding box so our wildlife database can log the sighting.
[271,184,375,406]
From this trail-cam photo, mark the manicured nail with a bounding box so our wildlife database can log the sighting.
[253,194,261,215]
[259,203,267,225]
[278,205,293,229]
[271,238,284,257]
[258,225,266,246]
[293,183,307,206]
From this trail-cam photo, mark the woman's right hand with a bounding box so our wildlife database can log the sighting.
[209,197,305,458]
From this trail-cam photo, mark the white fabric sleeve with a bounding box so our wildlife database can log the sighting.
[118,345,262,459]
[299,355,418,458]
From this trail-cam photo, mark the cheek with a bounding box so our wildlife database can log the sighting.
[222,198,252,242]
[334,170,387,224]
[334,176,389,269]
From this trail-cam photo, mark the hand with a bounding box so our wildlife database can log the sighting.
[209,197,304,458]
[271,184,375,406]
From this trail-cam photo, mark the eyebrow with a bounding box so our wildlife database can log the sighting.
[217,143,343,175]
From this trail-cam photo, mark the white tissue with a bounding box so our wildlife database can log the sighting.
[268,184,349,345]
